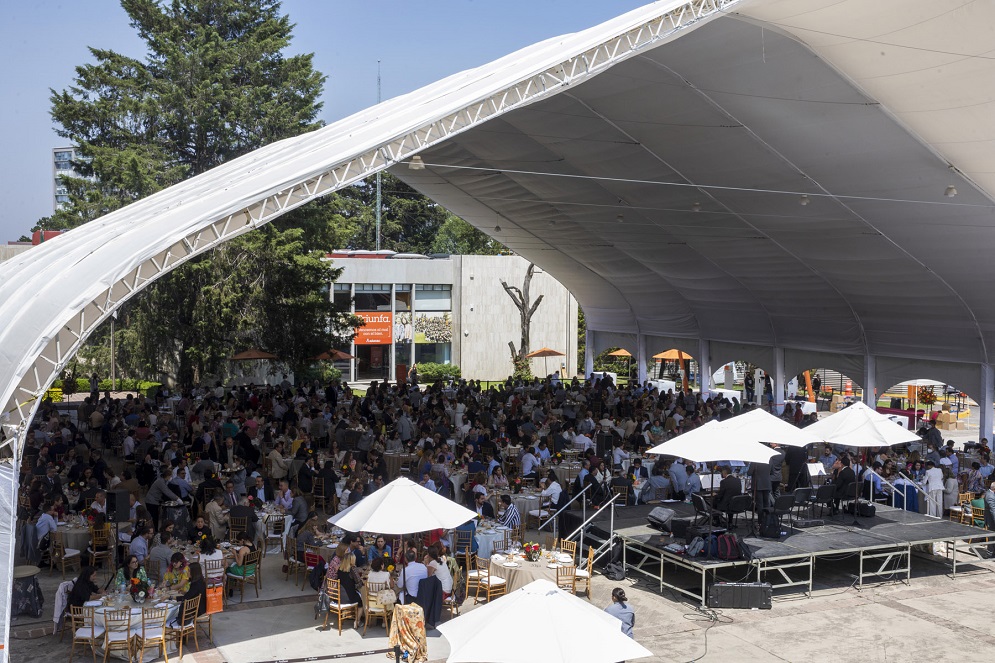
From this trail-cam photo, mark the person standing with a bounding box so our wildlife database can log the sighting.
[768,445,784,500]
[923,460,945,518]
[604,587,635,638]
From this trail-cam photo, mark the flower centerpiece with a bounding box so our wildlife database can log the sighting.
[553,452,563,466]
[522,541,541,562]
[129,577,152,604]
[512,477,522,494]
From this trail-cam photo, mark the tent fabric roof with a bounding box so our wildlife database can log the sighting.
[4,0,995,440]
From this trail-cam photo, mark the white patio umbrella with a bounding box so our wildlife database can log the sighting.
[438,579,652,663]
[646,420,781,464]
[327,476,477,533]
[805,401,919,449]
[716,408,825,448]
[327,476,479,606]
[805,402,920,519]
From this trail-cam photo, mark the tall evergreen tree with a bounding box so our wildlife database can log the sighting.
[46,0,354,384]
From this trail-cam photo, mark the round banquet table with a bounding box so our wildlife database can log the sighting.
[58,525,91,553]
[551,462,582,486]
[474,525,511,558]
[487,490,542,518]
[490,553,570,592]
[449,471,468,495]
[91,598,181,661]
[383,452,418,478]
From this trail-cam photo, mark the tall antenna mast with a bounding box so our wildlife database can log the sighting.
[375,60,382,251]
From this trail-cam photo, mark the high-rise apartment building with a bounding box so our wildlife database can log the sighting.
[52,146,84,211]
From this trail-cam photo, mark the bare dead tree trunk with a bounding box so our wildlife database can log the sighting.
[501,262,545,361]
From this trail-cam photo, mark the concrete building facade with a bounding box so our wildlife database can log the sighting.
[329,252,579,382]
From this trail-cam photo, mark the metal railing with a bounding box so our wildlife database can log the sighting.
[563,497,618,568]
[537,482,591,543]
[893,470,942,518]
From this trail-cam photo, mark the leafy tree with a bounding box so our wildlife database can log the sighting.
[430,213,503,255]
[45,0,355,384]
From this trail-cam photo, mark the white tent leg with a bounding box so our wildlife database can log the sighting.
[979,364,994,444]
[773,347,785,415]
[863,355,877,408]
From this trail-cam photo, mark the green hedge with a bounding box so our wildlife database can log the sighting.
[417,362,461,382]
[53,378,162,398]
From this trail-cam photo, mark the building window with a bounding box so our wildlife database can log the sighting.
[394,284,411,312]
[354,283,391,312]
[416,343,452,365]
[414,284,451,311]
[333,283,351,310]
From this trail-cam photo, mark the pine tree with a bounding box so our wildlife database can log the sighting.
[45,0,351,383]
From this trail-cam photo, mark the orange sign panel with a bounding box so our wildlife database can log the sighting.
[355,312,393,345]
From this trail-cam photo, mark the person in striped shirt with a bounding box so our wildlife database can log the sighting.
[498,494,521,529]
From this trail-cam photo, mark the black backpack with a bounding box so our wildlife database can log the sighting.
[759,511,780,539]
[308,558,327,591]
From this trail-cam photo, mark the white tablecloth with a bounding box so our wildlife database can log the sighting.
[475,526,511,558]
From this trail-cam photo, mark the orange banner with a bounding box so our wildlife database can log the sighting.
[355,312,393,345]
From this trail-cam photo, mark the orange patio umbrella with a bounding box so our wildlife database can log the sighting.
[313,349,356,361]
[607,348,632,381]
[653,349,692,391]
[229,348,278,360]
[525,347,566,376]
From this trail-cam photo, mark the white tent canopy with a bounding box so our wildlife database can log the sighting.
[438,579,652,663]
[805,402,920,449]
[3,1,995,656]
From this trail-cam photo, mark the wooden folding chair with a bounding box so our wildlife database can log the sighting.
[264,516,285,556]
[133,605,169,663]
[556,564,577,593]
[165,595,201,658]
[362,581,392,635]
[87,525,113,574]
[443,565,463,620]
[225,549,261,602]
[473,557,506,604]
[68,605,101,663]
[574,545,594,598]
[312,477,328,513]
[322,578,358,635]
[100,608,134,663]
[51,530,82,579]
[228,516,248,542]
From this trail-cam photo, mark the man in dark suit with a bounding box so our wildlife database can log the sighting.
[712,466,743,514]
[250,475,274,503]
[229,496,260,541]
[223,480,239,509]
[831,456,857,512]
[629,458,649,480]
[473,492,494,519]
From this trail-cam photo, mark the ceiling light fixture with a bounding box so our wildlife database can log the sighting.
[691,202,701,212]
[945,185,957,198]
[799,194,810,206]
[616,213,624,223]
[494,225,502,233]
[408,155,425,170]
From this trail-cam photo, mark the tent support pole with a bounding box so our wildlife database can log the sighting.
[862,355,876,408]
[980,364,993,444]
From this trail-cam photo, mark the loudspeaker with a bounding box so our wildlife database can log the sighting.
[647,507,676,532]
[707,582,772,610]
[105,490,131,521]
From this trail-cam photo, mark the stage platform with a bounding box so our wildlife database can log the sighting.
[567,502,994,606]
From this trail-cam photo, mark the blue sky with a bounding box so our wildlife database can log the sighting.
[0,0,649,241]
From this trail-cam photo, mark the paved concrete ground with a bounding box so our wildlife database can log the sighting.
[12,535,995,663]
